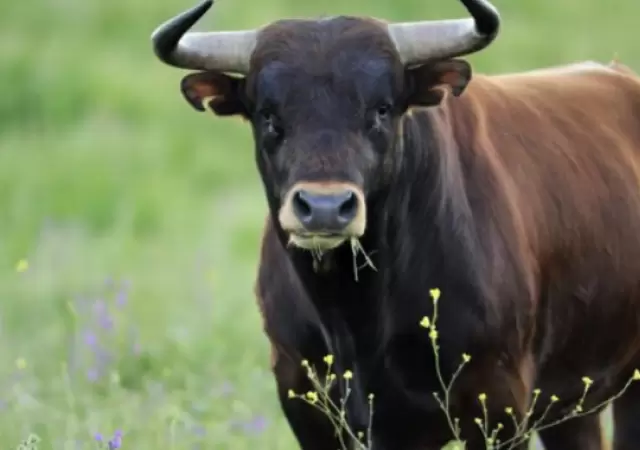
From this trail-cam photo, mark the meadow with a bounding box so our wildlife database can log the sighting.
[2,0,639,448]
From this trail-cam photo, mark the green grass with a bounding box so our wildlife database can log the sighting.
[2,0,638,447]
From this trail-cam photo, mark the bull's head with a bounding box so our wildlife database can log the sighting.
[151,0,500,251]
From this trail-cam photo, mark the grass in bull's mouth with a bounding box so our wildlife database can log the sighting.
[349,238,377,282]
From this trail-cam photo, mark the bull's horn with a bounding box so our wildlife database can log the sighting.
[150,0,257,74]
[387,0,500,66]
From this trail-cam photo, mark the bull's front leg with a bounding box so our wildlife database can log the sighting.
[272,345,347,450]
[450,354,536,450]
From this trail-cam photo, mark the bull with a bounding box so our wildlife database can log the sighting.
[150,0,640,449]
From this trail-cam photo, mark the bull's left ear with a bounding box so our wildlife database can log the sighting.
[180,71,248,117]
[405,59,472,107]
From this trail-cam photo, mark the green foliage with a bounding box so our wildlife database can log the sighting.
[2,0,639,447]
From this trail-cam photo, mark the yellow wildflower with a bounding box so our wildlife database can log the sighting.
[343,370,353,380]
[419,316,431,328]
[430,288,441,302]
[478,393,487,402]
[633,369,640,381]
[305,391,318,403]
[582,376,593,387]
[287,389,296,398]
[462,353,471,363]
[550,395,559,402]
[16,259,28,273]
[323,354,334,366]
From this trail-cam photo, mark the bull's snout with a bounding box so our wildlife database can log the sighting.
[291,188,359,233]
[278,181,367,250]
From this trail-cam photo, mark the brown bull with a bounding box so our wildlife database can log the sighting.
[151,1,640,449]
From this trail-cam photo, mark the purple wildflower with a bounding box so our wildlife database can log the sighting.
[97,312,114,331]
[229,414,269,436]
[108,430,123,449]
[244,415,268,435]
[87,367,99,382]
[84,330,97,347]
[192,425,206,437]
[92,299,106,315]
[115,290,127,307]
[218,380,234,397]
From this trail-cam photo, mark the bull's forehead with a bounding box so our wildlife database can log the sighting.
[250,16,402,75]
[247,17,404,108]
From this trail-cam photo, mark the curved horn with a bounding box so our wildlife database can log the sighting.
[387,0,500,66]
[150,0,257,74]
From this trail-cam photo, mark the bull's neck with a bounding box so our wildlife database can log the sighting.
[284,213,383,312]
[280,106,480,315]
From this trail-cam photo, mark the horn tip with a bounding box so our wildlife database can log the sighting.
[150,0,214,43]
[200,0,214,10]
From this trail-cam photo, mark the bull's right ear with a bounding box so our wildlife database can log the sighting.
[180,71,248,118]
[405,59,472,107]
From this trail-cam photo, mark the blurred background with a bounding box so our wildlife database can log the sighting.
[2,0,638,448]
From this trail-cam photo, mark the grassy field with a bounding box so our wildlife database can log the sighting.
[2,0,639,448]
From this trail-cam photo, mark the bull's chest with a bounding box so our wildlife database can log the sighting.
[317,309,444,444]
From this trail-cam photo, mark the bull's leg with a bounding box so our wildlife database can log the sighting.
[273,350,346,450]
[612,377,640,450]
[536,412,605,450]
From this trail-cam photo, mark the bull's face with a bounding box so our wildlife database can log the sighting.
[151,0,501,251]
[246,25,406,251]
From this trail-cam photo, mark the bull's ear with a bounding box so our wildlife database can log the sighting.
[180,71,248,117]
[405,59,472,107]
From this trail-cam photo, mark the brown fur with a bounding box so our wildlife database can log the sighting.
[255,60,640,449]
[177,16,640,450]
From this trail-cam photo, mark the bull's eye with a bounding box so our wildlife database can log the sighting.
[264,116,276,134]
[258,109,283,150]
[376,103,391,119]
[367,102,392,131]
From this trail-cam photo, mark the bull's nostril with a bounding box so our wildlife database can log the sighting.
[338,191,358,223]
[292,190,313,223]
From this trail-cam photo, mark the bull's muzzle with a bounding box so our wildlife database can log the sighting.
[279,182,366,250]
[292,189,357,231]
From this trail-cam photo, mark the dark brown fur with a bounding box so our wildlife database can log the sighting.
[180,17,640,450]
